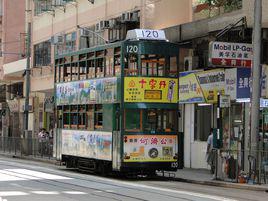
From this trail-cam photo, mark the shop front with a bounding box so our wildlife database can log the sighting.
[179,69,225,169]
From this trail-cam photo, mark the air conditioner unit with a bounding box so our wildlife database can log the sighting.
[95,22,101,32]
[121,11,139,22]
[121,12,131,22]
[131,12,139,22]
[184,56,199,71]
[109,19,118,29]
[99,20,109,30]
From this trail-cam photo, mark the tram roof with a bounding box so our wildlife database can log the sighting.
[55,39,179,60]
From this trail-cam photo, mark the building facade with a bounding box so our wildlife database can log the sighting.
[0,0,26,138]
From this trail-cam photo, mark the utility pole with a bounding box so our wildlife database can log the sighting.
[250,0,262,183]
[23,22,31,134]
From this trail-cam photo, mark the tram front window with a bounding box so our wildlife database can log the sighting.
[125,109,177,133]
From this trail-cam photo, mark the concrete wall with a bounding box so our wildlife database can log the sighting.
[32,0,193,44]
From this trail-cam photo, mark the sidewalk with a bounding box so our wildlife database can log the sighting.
[161,168,268,192]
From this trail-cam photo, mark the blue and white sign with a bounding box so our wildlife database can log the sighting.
[236,68,251,99]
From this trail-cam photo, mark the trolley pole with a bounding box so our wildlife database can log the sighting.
[23,22,31,134]
[250,0,262,184]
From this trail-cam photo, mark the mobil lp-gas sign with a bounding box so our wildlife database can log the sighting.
[209,41,252,68]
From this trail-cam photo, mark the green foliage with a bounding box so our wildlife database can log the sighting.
[197,0,242,12]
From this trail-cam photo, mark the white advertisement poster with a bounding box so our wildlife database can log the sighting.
[225,68,237,100]
[61,130,112,161]
[123,135,178,162]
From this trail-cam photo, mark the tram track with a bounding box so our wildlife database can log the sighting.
[0,161,197,201]
[0,159,254,201]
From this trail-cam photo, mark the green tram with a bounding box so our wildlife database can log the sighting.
[55,29,181,175]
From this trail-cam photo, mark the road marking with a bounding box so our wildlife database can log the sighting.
[63,191,87,195]
[31,191,59,195]
[0,171,27,182]
[0,191,29,197]
[93,190,103,193]
[82,177,238,201]
[105,190,114,193]
[5,169,71,180]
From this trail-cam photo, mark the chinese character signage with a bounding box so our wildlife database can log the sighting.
[196,69,225,103]
[179,71,205,103]
[56,77,118,105]
[236,68,251,99]
[123,135,178,162]
[209,41,252,68]
[61,130,112,161]
[124,77,178,103]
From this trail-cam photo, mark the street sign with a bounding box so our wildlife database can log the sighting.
[219,95,230,108]
[209,41,252,68]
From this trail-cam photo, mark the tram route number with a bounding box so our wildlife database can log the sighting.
[126,45,138,53]
[141,30,159,39]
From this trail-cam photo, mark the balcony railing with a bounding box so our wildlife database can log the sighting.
[34,0,76,16]
[193,0,242,20]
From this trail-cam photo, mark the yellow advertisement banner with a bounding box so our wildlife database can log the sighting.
[179,72,205,103]
[124,77,178,103]
[195,69,225,103]
[123,135,178,162]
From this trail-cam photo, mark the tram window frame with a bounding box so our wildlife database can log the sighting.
[87,105,94,130]
[79,60,87,80]
[141,54,166,77]
[64,63,71,82]
[87,59,95,78]
[169,56,178,77]
[124,109,177,133]
[78,105,87,129]
[114,47,121,76]
[105,48,114,77]
[125,54,138,76]
[124,109,142,131]
[143,109,176,132]
[94,105,103,129]
[71,62,79,81]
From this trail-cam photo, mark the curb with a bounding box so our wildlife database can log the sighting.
[0,152,57,165]
[172,177,268,192]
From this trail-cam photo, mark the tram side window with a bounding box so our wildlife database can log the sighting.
[169,56,178,77]
[141,55,165,77]
[124,109,176,132]
[163,110,177,132]
[125,109,141,131]
[78,105,86,129]
[125,54,138,76]
[106,48,114,77]
[94,105,103,129]
[64,64,71,82]
[87,105,94,130]
[72,62,78,81]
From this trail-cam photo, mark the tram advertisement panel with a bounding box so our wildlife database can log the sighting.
[123,135,178,162]
[56,77,117,105]
[61,130,112,161]
[124,77,178,103]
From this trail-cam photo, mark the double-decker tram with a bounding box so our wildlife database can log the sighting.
[55,29,181,175]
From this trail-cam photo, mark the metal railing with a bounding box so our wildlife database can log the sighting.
[212,148,268,184]
[0,137,53,159]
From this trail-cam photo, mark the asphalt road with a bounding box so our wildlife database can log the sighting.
[0,156,267,201]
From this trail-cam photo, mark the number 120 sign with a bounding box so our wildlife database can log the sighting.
[127,29,167,41]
